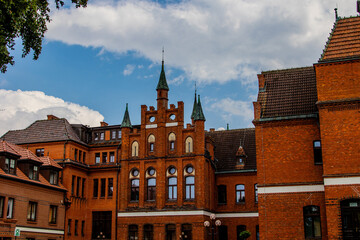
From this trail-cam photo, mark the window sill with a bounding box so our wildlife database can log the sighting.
[236,202,245,205]
[27,220,37,224]
[217,203,227,205]
[49,222,57,226]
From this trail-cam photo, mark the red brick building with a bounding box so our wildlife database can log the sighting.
[0,141,66,240]
[253,14,360,240]
[1,8,359,240]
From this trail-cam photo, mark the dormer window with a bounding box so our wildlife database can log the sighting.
[100,132,105,141]
[94,132,99,141]
[4,158,16,175]
[235,146,247,169]
[49,170,59,185]
[36,148,44,157]
[29,165,39,180]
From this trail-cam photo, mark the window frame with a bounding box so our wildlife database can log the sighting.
[93,179,99,198]
[49,205,57,224]
[303,205,321,239]
[185,176,195,200]
[27,201,37,222]
[236,184,245,203]
[313,140,323,165]
[0,196,4,218]
[36,148,44,157]
[130,179,140,202]
[49,170,59,185]
[29,164,39,180]
[108,178,113,198]
[7,198,14,219]
[147,178,156,201]
[217,185,227,205]
[168,176,177,200]
[4,158,16,175]
[95,153,100,164]
[100,178,106,198]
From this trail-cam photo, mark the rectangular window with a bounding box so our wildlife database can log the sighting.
[185,176,195,200]
[82,179,86,198]
[81,220,85,236]
[217,185,227,204]
[102,152,107,163]
[75,220,78,236]
[68,219,72,235]
[131,179,140,201]
[304,205,321,238]
[95,153,100,164]
[71,175,76,196]
[49,205,57,224]
[100,178,106,197]
[36,148,44,157]
[93,179,99,198]
[118,130,122,139]
[236,184,245,203]
[76,177,81,197]
[0,196,4,218]
[4,158,16,175]
[100,132,104,141]
[94,133,99,141]
[29,165,39,180]
[168,177,177,200]
[83,152,86,163]
[109,152,115,163]
[108,178,113,197]
[74,149,78,161]
[79,150,82,162]
[92,211,112,239]
[27,201,37,221]
[49,170,58,185]
[255,184,258,203]
[313,140,322,164]
[7,198,14,219]
[111,131,116,139]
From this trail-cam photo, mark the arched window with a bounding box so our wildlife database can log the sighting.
[148,134,155,152]
[168,133,176,151]
[167,166,177,200]
[304,205,321,239]
[128,225,138,240]
[236,184,245,203]
[143,224,154,240]
[131,141,139,157]
[185,137,193,153]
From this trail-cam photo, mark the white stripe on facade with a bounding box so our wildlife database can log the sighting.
[258,184,324,194]
[324,177,360,186]
[15,226,64,235]
[145,124,157,129]
[166,122,178,127]
[118,210,258,218]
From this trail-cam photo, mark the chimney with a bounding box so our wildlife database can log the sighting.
[100,121,108,127]
[47,115,59,120]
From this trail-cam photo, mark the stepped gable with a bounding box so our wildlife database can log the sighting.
[1,118,84,145]
[320,16,360,62]
[206,128,256,171]
[259,66,318,119]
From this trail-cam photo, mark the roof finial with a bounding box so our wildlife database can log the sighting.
[162,47,164,65]
[357,0,360,14]
[334,8,338,21]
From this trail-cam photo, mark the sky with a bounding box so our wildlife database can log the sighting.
[0,0,357,136]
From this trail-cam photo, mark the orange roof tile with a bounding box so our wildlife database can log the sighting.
[320,16,360,61]
[39,156,63,169]
[0,140,42,164]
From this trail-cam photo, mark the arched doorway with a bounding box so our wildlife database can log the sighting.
[341,199,360,239]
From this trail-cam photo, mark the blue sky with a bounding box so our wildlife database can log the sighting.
[0,0,356,135]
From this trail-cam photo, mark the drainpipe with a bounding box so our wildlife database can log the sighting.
[115,141,121,239]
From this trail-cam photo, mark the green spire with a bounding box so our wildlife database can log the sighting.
[156,50,169,91]
[121,103,132,128]
[193,95,206,121]
[191,89,197,120]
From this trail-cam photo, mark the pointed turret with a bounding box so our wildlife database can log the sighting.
[121,103,132,128]
[156,50,169,110]
[193,95,206,121]
[191,90,197,120]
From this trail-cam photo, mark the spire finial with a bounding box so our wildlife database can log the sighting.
[334,8,338,21]
[162,47,164,65]
[121,103,132,128]
[156,48,169,91]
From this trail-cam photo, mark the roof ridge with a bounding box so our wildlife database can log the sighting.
[319,20,338,61]
[261,66,313,74]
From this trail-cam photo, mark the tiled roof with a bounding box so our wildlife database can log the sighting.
[1,118,85,145]
[39,156,62,169]
[258,67,318,119]
[320,16,360,61]
[206,128,256,171]
[0,140,42,163]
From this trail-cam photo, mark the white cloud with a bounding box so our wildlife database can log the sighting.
[206,97,254,125]
[123,64,136,75]
[46,0,355,84]
[0,89,104,136]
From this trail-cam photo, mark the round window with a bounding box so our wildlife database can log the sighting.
[186,166,193,174]
[169,114,176,120]
[149,116,155,123]
[132,169,139,177]
[169,167,176,175]
[148,168,155,176]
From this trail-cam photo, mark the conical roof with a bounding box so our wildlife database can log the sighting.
[193,95,206,121]
[121,103,132,128]
[191,91,197,120]
[156,60,169,91]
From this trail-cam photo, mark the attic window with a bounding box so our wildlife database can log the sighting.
[50,170,59,185]
[4,158,16,175]
[29,165,39,180]
[36,148,44,157]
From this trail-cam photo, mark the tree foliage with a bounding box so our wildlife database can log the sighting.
[0,0,87,73]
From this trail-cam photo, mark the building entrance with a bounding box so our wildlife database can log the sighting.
[341,199,360,239]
